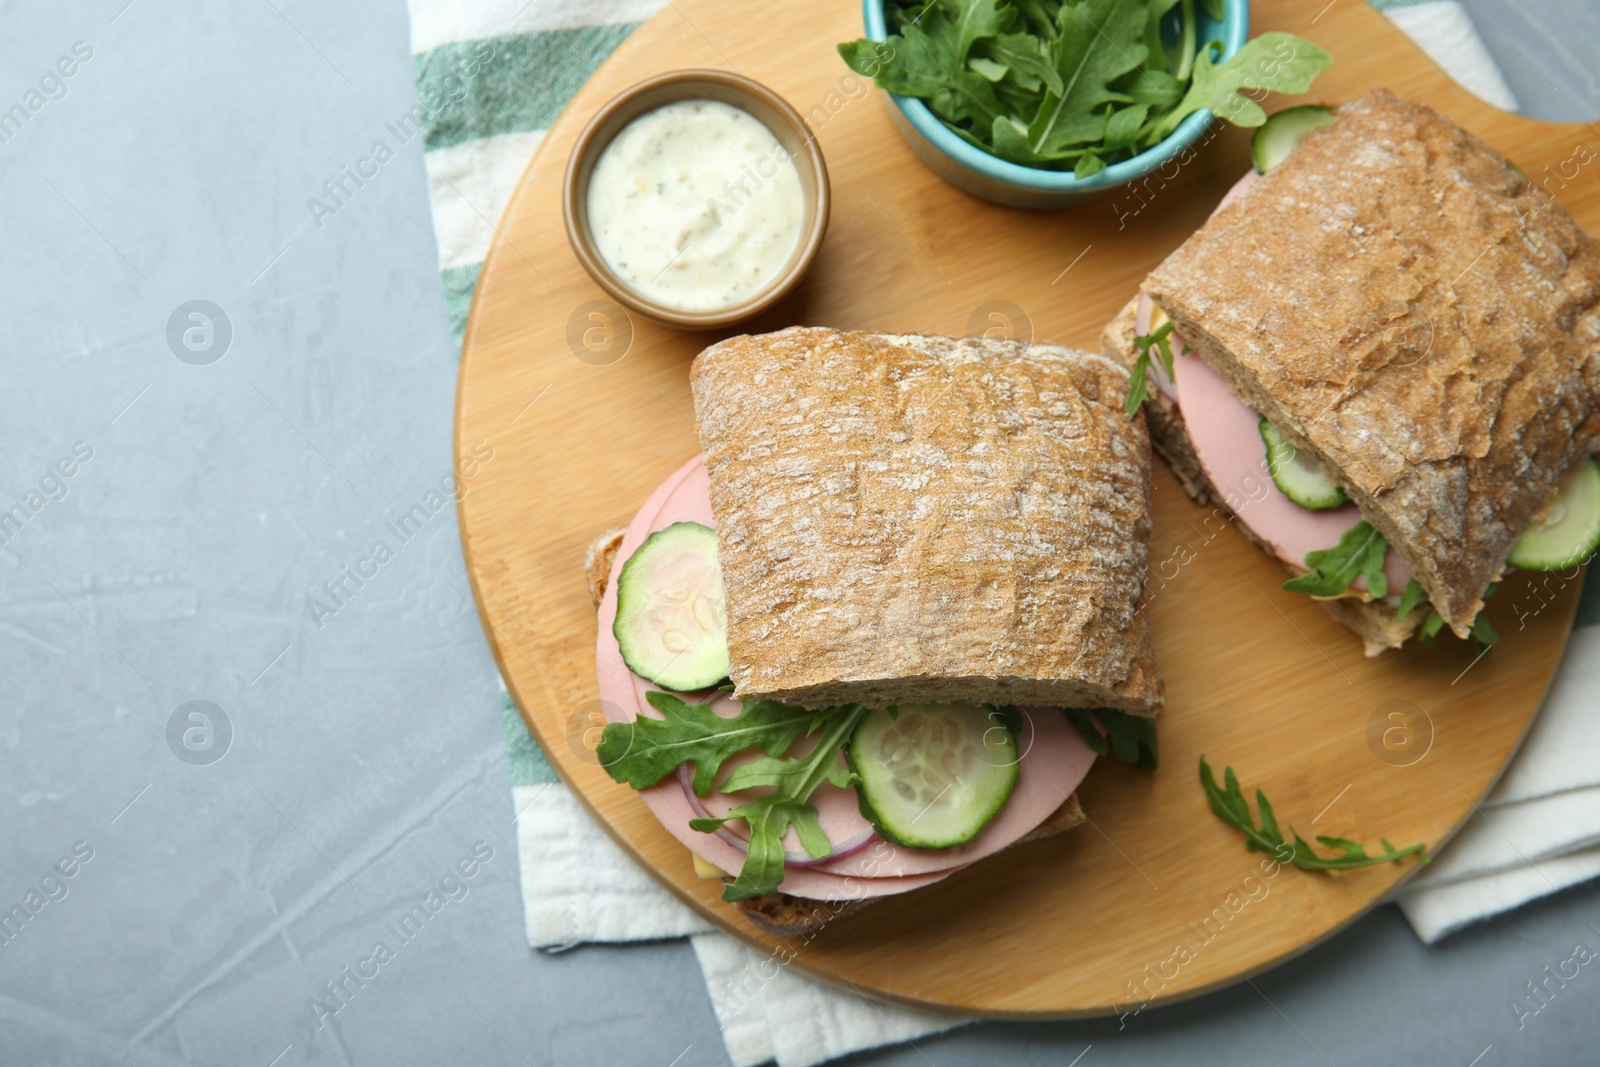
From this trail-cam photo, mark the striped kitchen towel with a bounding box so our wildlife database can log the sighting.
[407,1,1546,1063]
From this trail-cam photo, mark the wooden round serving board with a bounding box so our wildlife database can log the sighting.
[456,0,1594,1017]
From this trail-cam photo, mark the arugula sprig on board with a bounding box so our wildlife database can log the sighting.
[838,0,1331,173]
[1199,758,1427,871]
[597,693,867,902]
[1063,707,1158,771]
[1282,519,1389,599]
[1125,320,1176,416]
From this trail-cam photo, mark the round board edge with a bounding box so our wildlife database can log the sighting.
[453,0,1597,1019]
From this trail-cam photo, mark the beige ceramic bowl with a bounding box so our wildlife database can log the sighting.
[563,70,831,329]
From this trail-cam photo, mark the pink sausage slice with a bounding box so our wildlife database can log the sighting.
[1164,334,1409,593]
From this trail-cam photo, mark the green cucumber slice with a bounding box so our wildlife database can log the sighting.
[847,704,1019,850]
[1260,418,1348,510]
[1509,459,1600,571]
[1252,105,1335,174]
[613,522,730,691]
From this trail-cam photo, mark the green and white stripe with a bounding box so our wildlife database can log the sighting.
[409,5,657,354]
[407,0,731,954]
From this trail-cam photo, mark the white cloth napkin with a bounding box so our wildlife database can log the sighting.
[1398,621,1600,941]
[408,0,1567,1060]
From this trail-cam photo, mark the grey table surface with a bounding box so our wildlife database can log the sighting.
[3,1,1599,1064]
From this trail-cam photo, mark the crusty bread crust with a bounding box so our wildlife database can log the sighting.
[1145,90,1600,638]
[736,791,1086,936]
[691,326,1163,714]
[1101,300,1423,656]
[585,526,627,610]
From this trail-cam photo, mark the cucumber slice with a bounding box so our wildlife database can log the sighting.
[613,522,730,691]
[1509,459,1600,571]
[847,704,1019,850]
[1252,105,1335,174]
[1260,418,1348,510]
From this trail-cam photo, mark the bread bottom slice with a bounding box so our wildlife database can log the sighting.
[735,792,1085,936]
[1101,297,1422,657]
[585,526,628,609]
[587,528,1087,934]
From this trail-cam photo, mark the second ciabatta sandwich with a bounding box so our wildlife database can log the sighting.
[1105,90,1600,656]
[591,327,1161,933]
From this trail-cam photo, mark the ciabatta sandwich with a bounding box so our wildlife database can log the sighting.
[1105,90,1600,656]
[591,327,1162,933]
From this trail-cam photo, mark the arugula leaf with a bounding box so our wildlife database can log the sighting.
[840,2,1330,171]
[839,24,1004,129]
[1144,32,1333,141]
[1170,0,1197,81]
[690,706,869,901]
[968,55,1009,81]
[1417,610,1447,643]
[993,114,1046,163]
[1199,757,1427,871]
[1063,707,1158,771]
[1282,520,1389,599]
[1125,68,1185,108]
[1024,0,1148,159]
[603,693,872,902]
[719,754,855,793]
[943,0,1010,64]
[1015,0,1062,38]
[1417,583,1499,653]
[1395,577,1427,621]
[1143,0,1182,73]
[1124,320,1175,416]
[1471,613,1500,652]
[1105,103,1150,149]
[977,32,1063,94]
[596,691,820,796]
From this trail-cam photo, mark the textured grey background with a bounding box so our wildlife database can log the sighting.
[1,1,1597,1064]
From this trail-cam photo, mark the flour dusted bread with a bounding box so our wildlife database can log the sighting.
[1144,90,1600,637]
[689,326,1162,713]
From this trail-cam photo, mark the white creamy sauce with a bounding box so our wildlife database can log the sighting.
[587,99,805,312]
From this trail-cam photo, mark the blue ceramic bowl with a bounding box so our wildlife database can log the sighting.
[862,0,1249,208]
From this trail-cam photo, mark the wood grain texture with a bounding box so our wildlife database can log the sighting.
[455,0,1594,1017]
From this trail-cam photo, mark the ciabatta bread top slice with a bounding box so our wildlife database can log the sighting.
[1101,297,1425,657]
[690,326,1162,714]
[1145,90,1600,636]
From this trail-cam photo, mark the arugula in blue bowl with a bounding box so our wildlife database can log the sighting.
[839,0,1331,208]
